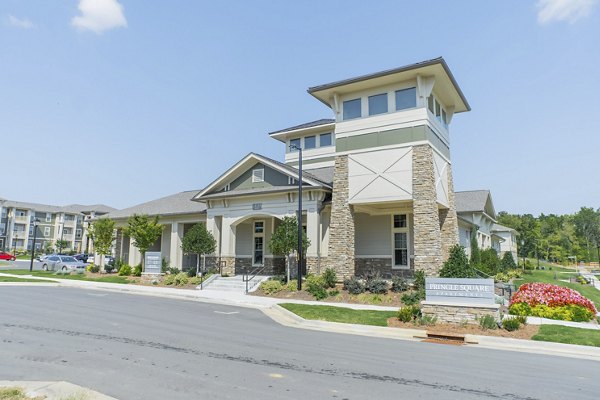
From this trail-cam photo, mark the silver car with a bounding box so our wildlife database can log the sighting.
[41,255,86,272]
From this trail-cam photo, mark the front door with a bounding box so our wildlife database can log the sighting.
[253,221,264,265]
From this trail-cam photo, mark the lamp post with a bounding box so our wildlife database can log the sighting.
[289,143,303,291]
[29,218,40,272]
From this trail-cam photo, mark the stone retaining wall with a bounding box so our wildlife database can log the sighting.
[421,301,500,325]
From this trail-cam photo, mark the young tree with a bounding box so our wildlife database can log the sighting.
[268,216,310,282]
[439,244,474,278]
[87,218,116,268]
[469,229,481,265]
[55,239,69,254]
[500,251,517,271]
[123,214,163,271]
[181,223,217,276]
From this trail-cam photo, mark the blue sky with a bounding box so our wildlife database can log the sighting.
[1,0,598,215]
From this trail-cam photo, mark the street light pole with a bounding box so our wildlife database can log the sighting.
[290,143,303,291]
[29,218,39,272]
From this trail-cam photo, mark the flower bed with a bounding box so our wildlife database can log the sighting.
[509,283,597,322]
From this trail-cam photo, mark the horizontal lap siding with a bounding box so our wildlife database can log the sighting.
[354,213,390,256]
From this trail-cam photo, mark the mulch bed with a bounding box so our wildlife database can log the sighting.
[251,286,407,307]
[387,317,540,339]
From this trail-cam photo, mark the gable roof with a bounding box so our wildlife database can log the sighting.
[0,200,115,215]
[455,190,496,218]
[492,223,519,235]
[192,153,332,201]
[106,190,206,220]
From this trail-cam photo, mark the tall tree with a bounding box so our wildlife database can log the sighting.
[123,214,163,271]
[573,207,600,262]
[181,223,217,276]
[268,216,310,282]
[87,218,116,268]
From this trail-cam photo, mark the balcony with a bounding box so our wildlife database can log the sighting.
[14,215,29,223]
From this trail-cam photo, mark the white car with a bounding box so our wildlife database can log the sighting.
[41,255,86,272]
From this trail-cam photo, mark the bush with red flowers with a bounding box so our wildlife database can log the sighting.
[509,283,597,322]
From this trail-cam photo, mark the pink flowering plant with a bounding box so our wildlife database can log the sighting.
[509,283,597,322]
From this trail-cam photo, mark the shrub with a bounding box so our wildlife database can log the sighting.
[502,317,521,332]
[398,305,421,323]
[104,263,115,273]
[416,315,437,326]
[501,252,517,271]
[439,244,475,278]
[284,280,298,292]
[133,264,142,277]
[413,270,426,291]
[509,283,597,321]
[87,264,100,273]
[322,268,337,288]
[260,280,283,295]
[343,277,365,295]
[366,277,388,294]
[480,248,500,274]
[118,264,132,276]
[401,291,424,306]
[163,274,176,285]
[514,315,527,325]
[187,268,197,277]
[494,272,509,283]
[189,276,202,285]
[479,315,498,330]
[391,276,409,292]
[328,289,340,297]
[173,272,189,286]
[306,275,328,300]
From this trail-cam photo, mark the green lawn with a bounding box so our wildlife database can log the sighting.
[516,268,600,309]
[532,325,600,347]
[0,276,56,283]
[280,303,397,327]
[0,270,131,284]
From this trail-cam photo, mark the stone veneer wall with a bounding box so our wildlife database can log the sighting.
[439,164,459,262]
[421,301,500,325]
[327,155,355,279]
[220,256,235,276]
[305,257,322,275]
[355,258,415,278]
[234,257,285,275]
[412,145,443,275]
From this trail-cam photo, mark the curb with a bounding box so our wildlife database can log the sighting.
[0,380,117,400]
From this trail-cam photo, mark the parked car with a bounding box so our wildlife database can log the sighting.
[0,251,16,261]
[86,254,115,266]
[73,253,89,263]
[41,255,86,272]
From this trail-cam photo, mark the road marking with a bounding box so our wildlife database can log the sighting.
[87,293,108,297]
[213,311,239,315]
[268,373,283,378]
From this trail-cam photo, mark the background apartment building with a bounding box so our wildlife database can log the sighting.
[0,198,114,254]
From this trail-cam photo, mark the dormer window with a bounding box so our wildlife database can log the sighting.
[343,98,361,120]
[427,94,449,127]
[304,135,316,149]
[252,168,264,183]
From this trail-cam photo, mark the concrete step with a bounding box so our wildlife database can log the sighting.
[203,276,269,292]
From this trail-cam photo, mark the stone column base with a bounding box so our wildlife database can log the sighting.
[420,301,500,325]
[141,272,164,285]
[305,257,323,275]
[220,257,236,276]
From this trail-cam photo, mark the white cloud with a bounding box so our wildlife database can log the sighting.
[537,0,597,24]
[7,15,35,29]
[71,0,127,34]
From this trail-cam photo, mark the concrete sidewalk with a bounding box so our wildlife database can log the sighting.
[0,380,117,400]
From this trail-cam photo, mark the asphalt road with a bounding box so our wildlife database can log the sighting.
[0,287,598,400]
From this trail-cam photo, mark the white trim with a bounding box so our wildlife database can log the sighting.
[252,168,264,183]
[355,255,393,259]
[391,214,410,269]
[253,220,265,266]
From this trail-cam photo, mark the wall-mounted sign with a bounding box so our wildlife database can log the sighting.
[252,203,262,210]
[144,251,162,274]
[425,278,495,305]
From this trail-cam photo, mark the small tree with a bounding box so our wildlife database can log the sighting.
[500,251,517,271]
[55,239,69,254]
[439,244,475,278]
[87,218,116,269]
[44,242,54,254]
[470,229,481,265]
[268,216,310,282]
[181,223,217,276]
[480,248,500,275]
[123,214,163,271]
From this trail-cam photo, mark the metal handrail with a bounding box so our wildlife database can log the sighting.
[242,266,267,294]
[473,267,492,279]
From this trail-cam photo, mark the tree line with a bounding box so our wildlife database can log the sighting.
[497,207,600,264]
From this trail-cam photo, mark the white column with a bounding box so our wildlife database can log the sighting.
[306,208,320,258]
[220,217,235,257]
[169,222,182,269]
[206,216,220,256]
[129,241,141,266]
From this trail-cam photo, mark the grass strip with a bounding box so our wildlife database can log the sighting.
[0,270,131,284]
[280,303,397,327]
[0,276,55,283]
[532,325,600,347]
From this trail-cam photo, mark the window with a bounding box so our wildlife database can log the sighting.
[45,213,51,222]
[252,168,264,183]
[76,229,82,238]
[0,223,4,234]
[304,135,316,149]
[428,96,434,114]
[395,87,416,110]
[368,93,388,116]
[343,98,361,120]
[44,227,50,237]
[392,214,409,268]
[253,221,264,265]
[320,133,332,147]
[289,138,301,152]
[288,176,296,185]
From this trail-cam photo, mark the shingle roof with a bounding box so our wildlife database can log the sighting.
[492,223,518,234]
[304,166,334,185]
[455,190,493,214]
[0,200,113,214]
[106,190,206,220]
[268,119,335,135]
[256,153,333,188]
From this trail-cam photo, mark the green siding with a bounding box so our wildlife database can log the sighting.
[287,156,335,167]
[336,126,450,158]
[229,163,290,191]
